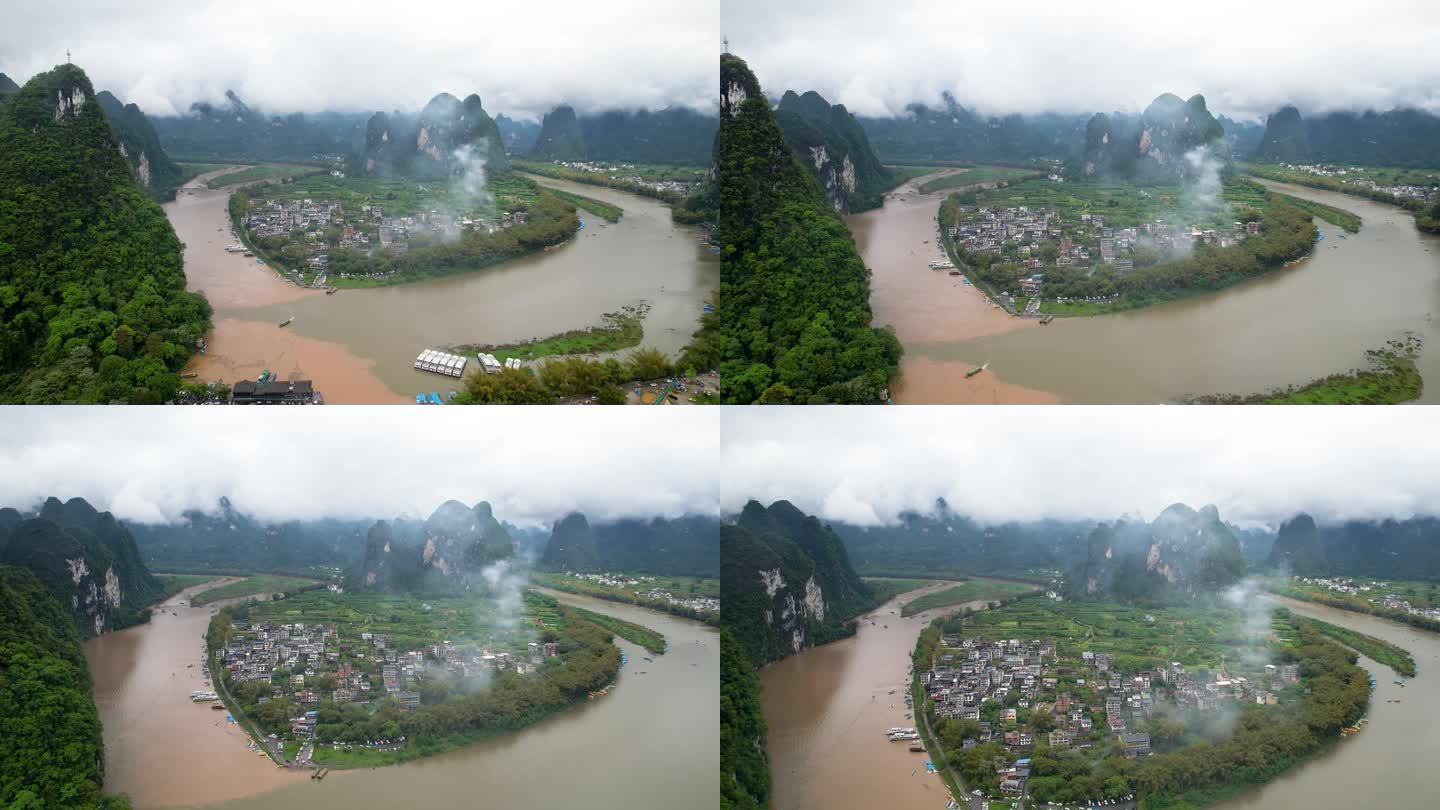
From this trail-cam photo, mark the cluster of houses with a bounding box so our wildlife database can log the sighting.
[919,633,1298,793]
[1279,163,1438,205]
[242,196,530,281]
[949,205,1260,299]
[548,160,694,196]
[1291,575,1440,621]
[564,571,719,614]
[215,620,560,741]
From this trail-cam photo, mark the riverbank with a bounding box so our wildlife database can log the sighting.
[449,304,647,362]
[1186,336,1423,404]
[1244,163,1440,234]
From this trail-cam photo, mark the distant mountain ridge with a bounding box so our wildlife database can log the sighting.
[0,496,162,636]
[1254,105,1440,166]
[1265,512,1440,578]
[527,104,718,165]
[775,89,893,212]
[537,512,718,576]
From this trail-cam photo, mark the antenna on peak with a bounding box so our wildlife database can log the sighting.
[722,36,729,53]
[67,49,72,64]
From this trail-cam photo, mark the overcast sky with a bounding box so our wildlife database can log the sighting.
[722,408,1440,529]
[0,409,717,527]
[723,0,1440,120]
[0,0,718,119]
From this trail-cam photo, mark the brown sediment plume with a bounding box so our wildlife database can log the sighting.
[185,318,407,404]
[84,583,309,807]
[891,356,1059,404]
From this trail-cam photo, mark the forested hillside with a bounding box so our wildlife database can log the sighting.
[0,64,212,403]
[718,54,900,404]
[720,629,768,810]
[0,567,117,809]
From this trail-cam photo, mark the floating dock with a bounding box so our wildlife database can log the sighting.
[414,349,468,378]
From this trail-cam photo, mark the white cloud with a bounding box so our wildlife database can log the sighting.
[721,407,1440,527]
[722,0,1440,120]
[0,408,718,526]
[2,0,719,118]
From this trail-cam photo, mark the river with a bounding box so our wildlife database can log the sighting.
[1211,595,1440,810]
[758,584,1440,810]
[169,170,718,403]
[86,582,717,809]
[759,583,980,810]
[852,173,1440,403]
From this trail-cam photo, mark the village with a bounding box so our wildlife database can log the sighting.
[1275,163,1439,205]
[564,571,720,614]
[916,633,1299,801]
[239,196,530,283]
[213,618,559,747]
[947,204,1260,301]
[545,160,697,197]
[1287,574,1440,621]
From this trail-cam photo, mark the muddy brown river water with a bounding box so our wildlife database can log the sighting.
[759,584,1440,810]
[170,170,717,402]
[853,173,1440,403]
[86,582,717,809]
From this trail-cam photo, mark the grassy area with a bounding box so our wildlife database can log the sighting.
[965,177,1266,228]
[450,304,646,363]
[189,574,322,606]
[1295,616,1416,676]
[1267,190,1363,232]
[899,579,1040,617]
[512,159,707,183]
[546,188,623,222]
[207,163,325,189]
[862,577,941,604]
[178,162,237,175]
[1189,336,1422,404]
[155,573,219,599]
[918,166,1046,194]
[1271,576,1440,612]
[565,604,666,655]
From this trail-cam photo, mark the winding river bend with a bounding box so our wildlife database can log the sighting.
[758,584,1440,810]
[86,582,717,809]
[760,583,977,810]
[854,174,1440,403]
[169,170,717,402]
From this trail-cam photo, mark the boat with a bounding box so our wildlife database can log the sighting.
[948,270,961,276]
[278,318,293,328]
[1039,315,1055,325]
[909,745,925,753]
[415,394,427,404]
[427,392,443,405]
[965,362,989,378]
[257,370,272,384]
[225,245,246,253]
[243,251,255,257]
[326,287,338,295]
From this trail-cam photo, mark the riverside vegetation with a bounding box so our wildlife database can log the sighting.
[1187,336,1422,404]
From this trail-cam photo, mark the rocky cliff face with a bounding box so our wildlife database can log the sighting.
[356,500,515,594]
[1082,93,1226,181]
[362,92,509,179]
[721,500,873,665]
[0,497,161,637]
[774,90,891,212]
[94,90,185,200]
[1074,503,1246,600]
[1256,105,1311,162]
